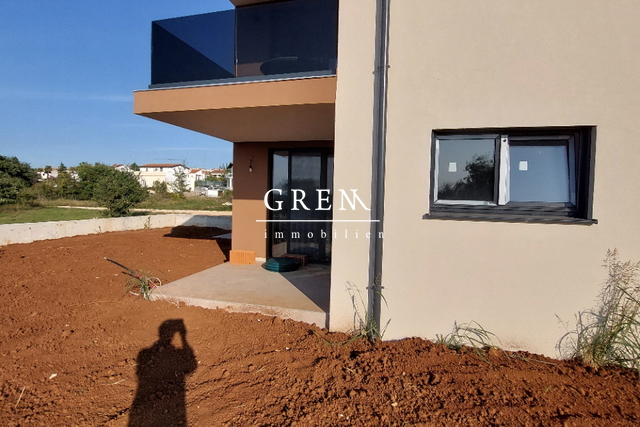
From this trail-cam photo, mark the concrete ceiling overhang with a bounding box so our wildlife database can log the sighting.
[133,76,336,143]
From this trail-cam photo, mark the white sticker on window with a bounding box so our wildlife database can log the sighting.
[519,161,528,171]
[448,162,457,172]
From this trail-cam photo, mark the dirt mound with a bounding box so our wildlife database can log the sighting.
[1,227,639,426]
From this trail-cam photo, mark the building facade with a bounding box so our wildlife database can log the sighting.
[138,163,190,191]
[134,0,640,357]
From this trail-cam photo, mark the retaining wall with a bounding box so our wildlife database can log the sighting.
[0,214,231,246]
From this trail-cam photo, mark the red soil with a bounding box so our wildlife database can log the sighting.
[1,227,639,426]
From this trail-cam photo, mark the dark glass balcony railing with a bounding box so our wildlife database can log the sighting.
[150,0,338,88]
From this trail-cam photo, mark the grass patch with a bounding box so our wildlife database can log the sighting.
[0,206,104,225]
[137,193,232,211]
[40,193,232,212]
[436,321,500,364]
[346,280,390,343]
[39,199,99,208]
[2,192,232,225]
[558,249,640,374]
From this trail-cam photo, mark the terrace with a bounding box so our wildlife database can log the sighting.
[150,0,338,88]
[134,0,338,143]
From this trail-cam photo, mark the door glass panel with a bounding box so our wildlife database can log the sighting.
[323,155,334,261]
[437,138,495,202]
[509,144,570,202]
[271,151,288,257]
[289,153,323,260]
[269,150,332,263]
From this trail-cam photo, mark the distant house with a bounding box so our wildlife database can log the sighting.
[37,167,78,181]
[225,164,233,190]
[203,167,233,190]
[113,164,131,172]
[37,168,57,181]
[137,163,189,191]
[208,168,226,179]
[187,168,205,191]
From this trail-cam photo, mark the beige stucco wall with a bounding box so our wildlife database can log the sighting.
[329,0,378,332]
[233,143,271,258]
[373,0,640,357]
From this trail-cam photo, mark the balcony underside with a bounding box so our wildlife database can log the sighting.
[134,76,336,142]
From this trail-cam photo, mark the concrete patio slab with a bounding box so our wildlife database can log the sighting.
[151,262,330,327]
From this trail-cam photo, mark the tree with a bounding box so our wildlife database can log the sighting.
[171,167,190,197]
[75,162,114,200]
[54,163,76,199]
[43,165,52,179]
[438,154,495,201]
[93,169,148,217]
[129,162,140,171]
[150,180,169,197]
[0,155,37,205]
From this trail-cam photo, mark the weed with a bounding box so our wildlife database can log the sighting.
[436,321,500,364]
[345,280,390,343]
[557,249,640,374]
[104,258,162,301]
[310,281,390,347]
[124,270,162,300]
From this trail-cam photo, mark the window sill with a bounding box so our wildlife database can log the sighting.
[423,211,597,225]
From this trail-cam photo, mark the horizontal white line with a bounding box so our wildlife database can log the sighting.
[256,220,379,223]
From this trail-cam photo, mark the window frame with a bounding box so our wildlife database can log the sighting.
[425,126,597,224]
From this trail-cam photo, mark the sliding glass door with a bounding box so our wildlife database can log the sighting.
[269,149,333,263]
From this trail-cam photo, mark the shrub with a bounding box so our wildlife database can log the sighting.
[93,170,148,217]
[54,166,78,199]
[15,186,39,207]
[558,249,640,373]
[75,162,114,200]
[150,181,169,197]
[0,176,26,205]
[0,155,37,205]
[26,181,57,202]
[220,190,233,203]
[170,168,190,197]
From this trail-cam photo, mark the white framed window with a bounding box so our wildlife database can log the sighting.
[427,127,596,224]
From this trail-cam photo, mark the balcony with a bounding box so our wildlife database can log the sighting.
[150,0,338,88]
[135,0,338,143]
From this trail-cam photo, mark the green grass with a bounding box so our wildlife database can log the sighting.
[0,193,232,225]
[39,199,100,208]
[436,321,500,364]
[0,206,105,225]
[0,192,233,225]
[42,194,232,212]
[137,195,232,211]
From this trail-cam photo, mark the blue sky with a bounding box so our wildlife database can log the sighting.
[0,0,234,170]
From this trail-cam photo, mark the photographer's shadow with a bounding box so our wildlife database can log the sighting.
[129,319,197,427]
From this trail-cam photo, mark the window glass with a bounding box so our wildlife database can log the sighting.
[429,127,594,223]
[151,10,236,85]
[509,144,570,202]
[236,0,338,77]
[437,138,495,202]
